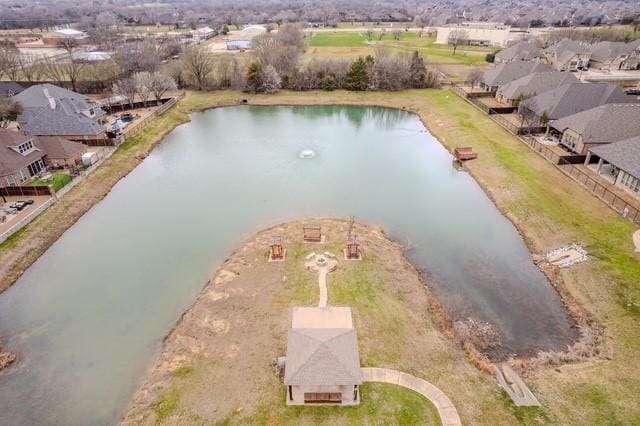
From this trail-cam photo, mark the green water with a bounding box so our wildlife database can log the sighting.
[0,106,577,424]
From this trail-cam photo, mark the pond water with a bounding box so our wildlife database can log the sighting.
[0,106,578,424]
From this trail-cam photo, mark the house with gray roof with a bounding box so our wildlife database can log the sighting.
[480,60,552,92]
[0,82,24,97]
[15,84,108,142]
[496,71,578,106]
[549,104,640,155]
[588,41,629,70]
[544,39,591,72]
[0,129,47,187]
[518,82,634,126]
[495,41,544,64]
[586,136,640,198]
[284,307,362,406]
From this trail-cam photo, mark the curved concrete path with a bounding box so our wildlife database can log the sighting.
[361,367,462,426]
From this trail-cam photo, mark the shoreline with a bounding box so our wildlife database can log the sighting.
[0,91,599,365]
[122,219,506,424]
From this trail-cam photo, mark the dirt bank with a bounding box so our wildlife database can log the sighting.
[122,219,513,424]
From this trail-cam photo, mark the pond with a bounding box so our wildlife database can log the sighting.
[0,106,578,424]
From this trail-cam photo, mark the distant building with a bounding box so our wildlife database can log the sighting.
[589,40,640,71]
[226,40,252,50]
[42,28,88,46]
[435,22,528,48]
[494,41,544,63]
[544,39,591,72]
[191,26,216,41]
[15,84,108,142]
[284,307,362,406]
[71,51,113,62]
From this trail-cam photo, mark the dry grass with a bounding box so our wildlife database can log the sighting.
[2,89,639,424]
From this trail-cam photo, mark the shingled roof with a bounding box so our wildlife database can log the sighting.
[0,129,45,177]
[590,136,640,179]
[15,84,106,137]
[495,41,543,62]
[36,136,86,160]
[497,71,578,101]
[589,41,627,64]
[520,83,635,120]
[284,327,362,386]
[550,104,640,145]
[482,61,552,88]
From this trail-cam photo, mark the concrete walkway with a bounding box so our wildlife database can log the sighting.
[634,230,640,253]
[361,367,462,426]
[318,269,328,307]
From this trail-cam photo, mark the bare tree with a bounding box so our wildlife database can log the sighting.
[16,54,42,82]
[448,29,469,55]
[112,76,138,108]
[148,72,177,104]
[115,41,160,76]
[468,68,484,88]
[182,46,215,90]
[0,42,20,81]
[261,65,282,93]
[134,72,152,107]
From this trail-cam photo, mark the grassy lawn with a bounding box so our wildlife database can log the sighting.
[304,33,492,66]
[4,89,640,425]
[308,32,368,47]
[31,173,72,192]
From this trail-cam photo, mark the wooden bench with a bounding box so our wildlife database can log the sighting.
[454,147,478,161]
[303,224,322,242]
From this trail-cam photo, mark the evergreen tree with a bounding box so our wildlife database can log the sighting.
[245,62,263,93]
[345,57,369,91]
[408,51,427,88]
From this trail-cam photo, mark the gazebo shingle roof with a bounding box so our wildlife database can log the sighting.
[284,328,362,386]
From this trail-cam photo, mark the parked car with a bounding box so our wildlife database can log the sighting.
[626,89,640,95]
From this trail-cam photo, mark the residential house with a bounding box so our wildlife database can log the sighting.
[622,40,640,70]
[586,136,640,198]
[15,84,108,143]
[0,129,47,187]
[226,40,252,50]
[36,136,86,169]
[191,26,216,41]
[284,307,362,406]
[494,41,544,64]
[549,104,640,155]
[544,39,591,72]
[496,71,578,105]
[588,41,630,70]
[0,82,24,97]
[480,60,552,92]
[518,82,634,125]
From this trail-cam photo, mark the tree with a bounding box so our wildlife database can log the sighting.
[261,65,282,93]
[447,29,469,55]
[148,72,177,105]
[133,72,152,107]
[0,41,20,81]
[467,68,484,88]
[345,57,369,91]
[245,62,263,93]
[182,46,215,90]
[112,77,138,109]
[408,51,428,88]
[115,41,160,76]
[0,96,22,128]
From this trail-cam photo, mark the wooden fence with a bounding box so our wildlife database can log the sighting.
[449,86,640,225]
[123,92,185,140]
[1,185,54,197]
